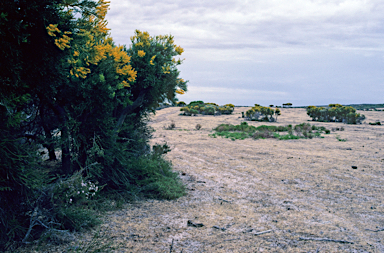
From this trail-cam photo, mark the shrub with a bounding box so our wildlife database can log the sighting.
[211,122,329,141]
[164,121,176,130]
[189,109,199,115]
[176,101,186,107]
[307,104,365,124]
[180,102,235,116]
[153,143,171,156]
[195,124,202,130]
[369,121,381,125]
[245,105,278,122]
[202,106,215,115]
[188,101,204,107]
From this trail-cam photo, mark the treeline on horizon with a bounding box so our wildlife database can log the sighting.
[0,0,187,249]
[173,102,384,109]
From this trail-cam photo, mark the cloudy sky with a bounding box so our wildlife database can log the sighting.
[106,0,384,106]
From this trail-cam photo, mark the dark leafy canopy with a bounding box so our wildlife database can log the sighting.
[0,0,187,248]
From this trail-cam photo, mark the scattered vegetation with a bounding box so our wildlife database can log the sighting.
[336,135,347,142]
[349,104,384,111]
[369,122,381,125]
[332,127,345,132]
[307,104,365,124]
[283,103,293,108]
[210,122,330,141]
[180,101,235,116]
[195,124,202,130]
[65,228,121,253]
[245,104,281,122]
[176,101,187,107]
[164,121,176,130]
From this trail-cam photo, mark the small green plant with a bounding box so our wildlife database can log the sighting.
[369,121,381,125]
[245,105,279,122]
[66,228,121,252]
[164,121,176,130]
[152,143,171,156]
[336,135,347,142]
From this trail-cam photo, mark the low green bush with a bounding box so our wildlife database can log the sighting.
[211,122,330,141]
[245,104,280,122]
[307,104,365,124]
[180,101,235,116]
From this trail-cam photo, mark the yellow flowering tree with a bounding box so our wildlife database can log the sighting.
[112,29,188,133]
[0,0,188,245]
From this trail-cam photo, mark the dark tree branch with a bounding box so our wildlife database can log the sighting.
[113,88,148,137]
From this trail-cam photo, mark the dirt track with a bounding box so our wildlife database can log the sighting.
[99,107,384,252]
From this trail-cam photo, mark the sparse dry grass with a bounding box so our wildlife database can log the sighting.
[16,107,384,252]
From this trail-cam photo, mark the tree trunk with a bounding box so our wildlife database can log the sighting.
[40,108,56,161]
[52,104,71,175]
[113,89,147,140]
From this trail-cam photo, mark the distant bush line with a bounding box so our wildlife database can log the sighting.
[179,101,235,116]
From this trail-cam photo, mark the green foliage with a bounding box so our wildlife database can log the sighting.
[202,106,215,115]
[211,122,329,141]
[180,102,234,116]
[0,0,187,248]
[153,143,171,156]
[348,103,384,110]
[369,121,381,125]
[336,135,347,142]
[176,101,186,107]
[66,228,120,252]
[245,105,278,122]
[188,101,205,107]
[307,105,365,124]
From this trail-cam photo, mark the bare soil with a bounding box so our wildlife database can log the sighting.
[18,107,384,252]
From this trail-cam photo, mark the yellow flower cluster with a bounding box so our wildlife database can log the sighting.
[55,35,72,50]
[46,24,73,50]
[162,65,170,74]
[175,89,185,95]
[46,24,60,37]
[175,45,184,55]
[70,67,91,79]
[95,0,110,19]
[131,30,151,47]
[135,42,144,47]
[137,50,146,57]
[150,55,156,65]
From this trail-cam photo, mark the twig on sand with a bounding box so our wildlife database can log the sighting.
[169,239,174,253]
[253,230,273,236]
[218,198,231,203]
[299,237,354,244]
[224,237,240,242]
[366,227,384,232]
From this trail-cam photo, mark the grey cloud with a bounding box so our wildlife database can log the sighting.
[106,0,384,106]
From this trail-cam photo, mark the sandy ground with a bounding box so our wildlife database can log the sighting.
[17,107,384,252]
